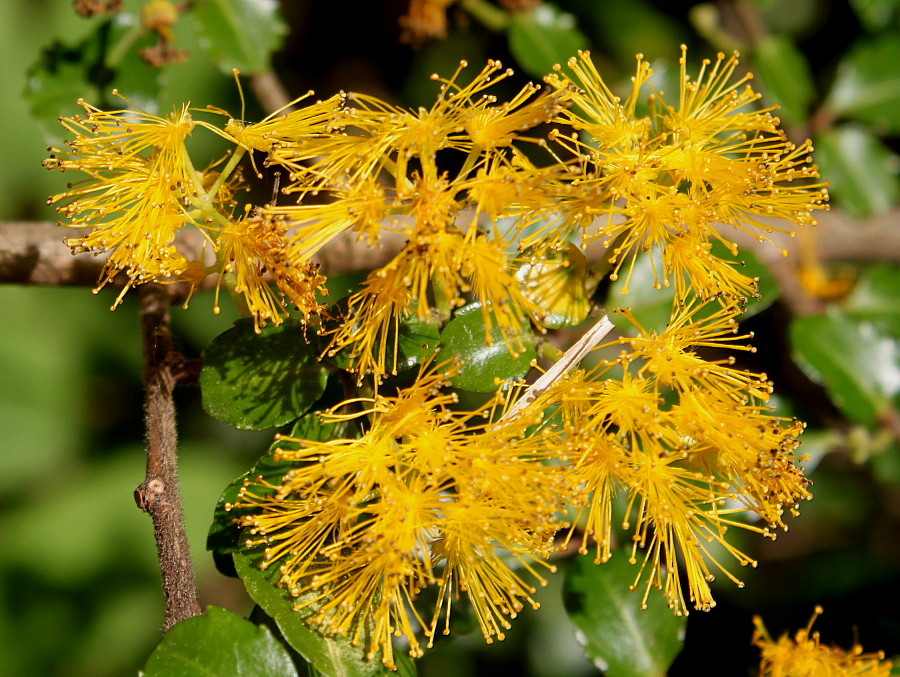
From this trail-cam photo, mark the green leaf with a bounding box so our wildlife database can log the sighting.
[842,263,900,335]
[141,606,298,677]
[576,0,684,64]
[563,553,686,677]
[790,309,900,426]
[507,3,589,79]
[814,125,900,218]
[25,15,161,145]
[207,413,356,574]
[849,0,900,30]
[200,319,328,430]
[193,0,287,75]
[439,303,536,392]
[234,551,415,676]
[752,35,816,125]
[825,34,900,133]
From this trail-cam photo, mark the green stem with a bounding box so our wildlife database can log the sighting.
[206,148,246,200]
[105,24,144,68]
[222,271,253,320]
[431,276,453,325]
[460,0,511,31]
[458,147,482,180]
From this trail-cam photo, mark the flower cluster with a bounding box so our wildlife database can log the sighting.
[44,95,324,321]
[249,60,570,379]
[541,47,829,300]
[46,48,829,667]
[230,364,571,668]
[535,298,810,614]
[754,608,894,676]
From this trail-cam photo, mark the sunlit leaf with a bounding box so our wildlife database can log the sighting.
[814,125,899,218]
[507,3,588,79]
[753,35,816,125]
[25,14,161,145]
[842,263,900,335]
[193,0,287,74]
[439,303,536,392]
[141,606,297,677]
[200,319,328,430]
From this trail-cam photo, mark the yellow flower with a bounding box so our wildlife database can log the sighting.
[544,48,829,299]
[213,216,324,330]
[45,99,198,304]
[619,298,770,402]
[531,296,810,613]
[221,91,344,156]
[754,608,894,677]
[255,61,566,379]
[233,363,570,666]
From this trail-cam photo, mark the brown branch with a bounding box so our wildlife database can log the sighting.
[134,283,200,630]
[2,210,898,288]
[0,222,103,286]
[250,70,294,114]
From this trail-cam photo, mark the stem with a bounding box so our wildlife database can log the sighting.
[500,314,615,423]
[134,284,200,631]
[460,0,511,31]
[105,24,144,68]
[431,275,453,324]
[206,148,246,200]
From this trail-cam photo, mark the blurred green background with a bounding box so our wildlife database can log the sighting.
[1,1,899,675]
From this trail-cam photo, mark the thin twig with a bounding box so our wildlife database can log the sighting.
[134,283,200,630]
[250,70,294,114]
[501,315,615,423]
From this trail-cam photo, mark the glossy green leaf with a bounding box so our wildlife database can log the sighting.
[753,35,816,125]
[200,319,328,430]
[563,554,686,677]
[207,413,356,574]
[193,0,287,75]
[507,3,588,79]
[25,15,161,145]
[141,606,297,677]
[842,263,900,335]
[439,303,536,392]
[814,125,899,218]
[517,243,590,329]
[790,309,900,426]
[234,551,415,676]
[825,34,900,133]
